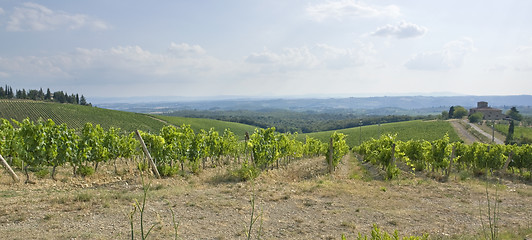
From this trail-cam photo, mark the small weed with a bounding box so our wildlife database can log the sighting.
[77,166,95,177]
[341,221,357,230]
[35,168,49,179]
[153,184,165,191]
[75,192,92,202]
[460,170,472,180]
[43,214,53,221]
[380,187,387,192]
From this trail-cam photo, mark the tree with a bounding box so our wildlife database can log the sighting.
[45,88,52,100]
[80,95,88,105]
[506,107,523,121]
[441,111,449,120]
[505,120,515,145]
[452,106,468,119]
[469,112,484,123]
[448,106,455,118]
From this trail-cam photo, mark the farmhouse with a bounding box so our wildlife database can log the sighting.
[469,101,504,120]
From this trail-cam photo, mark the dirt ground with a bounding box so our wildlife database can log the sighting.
[1,155,531,239]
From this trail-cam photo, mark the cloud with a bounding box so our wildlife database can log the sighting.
[245,43,375,71]
[246,47,319,70]
[6,2,109,31]
[405,38,475,71]
[370,21,427,39]
[0,7,5,15]
[306,0,400,21]
[167,42,207,57]
[0,43,227,85]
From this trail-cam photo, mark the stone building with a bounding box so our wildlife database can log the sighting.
[469,101,504,120]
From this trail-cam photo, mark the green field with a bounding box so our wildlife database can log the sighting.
[0,100,257,135]
[300,120,461,147]
[0,100,167,132]
[1,100,463,144]
[496,123,532,140]
[154,115,258,139]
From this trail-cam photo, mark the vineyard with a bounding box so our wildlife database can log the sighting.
[302,120,461,147]
[0,117,350,183]
[153,115,256,140]
[0,100,166,132]
[1,115,532,238]
[355,134,532,180]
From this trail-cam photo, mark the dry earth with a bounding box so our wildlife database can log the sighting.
[1,155,531,239]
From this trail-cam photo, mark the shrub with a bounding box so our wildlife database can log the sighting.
[77,165,95,177]
[232,161,260,181]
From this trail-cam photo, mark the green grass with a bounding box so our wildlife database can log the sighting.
[0,99,166,132]
[0,100,257,137]
[495,123,532,139]
[300,120,461,147]
[154,115,257,140]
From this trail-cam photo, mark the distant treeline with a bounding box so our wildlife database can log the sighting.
[0,84,90,105]
[163,109,430,133]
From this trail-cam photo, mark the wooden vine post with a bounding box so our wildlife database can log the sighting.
[503,151,513,172]
[447,145,455,178]
[0,154,20,183]
[135,130,161,179]
[328,137,333,174]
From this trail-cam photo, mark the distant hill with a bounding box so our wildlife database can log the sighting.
[96,95,532,115]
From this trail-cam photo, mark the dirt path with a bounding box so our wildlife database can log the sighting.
[449,119,478,144]
[0,156,531,239]
[468,122,505,144]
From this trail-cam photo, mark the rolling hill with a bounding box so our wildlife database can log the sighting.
[0,100,256,136]
[299,120,461,147]
[1,99,462,144]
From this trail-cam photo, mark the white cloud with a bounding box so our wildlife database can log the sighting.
[405,38,475,71]
[0,43,227,85]
[6,2,109,31]
[370,21,427,39]
[245,43,375,71]
[306,0,400,21]
[0,7,5,15]
[246,47,319,70]
[167,43,207,57]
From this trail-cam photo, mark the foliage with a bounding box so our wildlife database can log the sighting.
[326,132,350,171]
[355,134,401,179]
[355,133,532,179]
[469,112,484,123]
[163,109,429,134]
[450,106,468,119]
[506,106,523,121]
[302,120,461,147]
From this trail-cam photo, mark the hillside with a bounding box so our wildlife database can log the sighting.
[0,99,166,132]
[300,120,461,147]
[154,115,257,139]
[0,99,257,135]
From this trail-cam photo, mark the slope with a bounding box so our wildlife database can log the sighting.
[300,120,461,147]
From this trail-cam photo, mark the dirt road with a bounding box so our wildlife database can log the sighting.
[449,119,478,144]
[1,156,531,239]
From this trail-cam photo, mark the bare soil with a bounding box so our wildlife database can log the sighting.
[1,155,531,239]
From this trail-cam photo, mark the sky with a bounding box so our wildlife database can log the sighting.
[0,0,531,100]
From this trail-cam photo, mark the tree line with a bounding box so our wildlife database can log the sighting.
[163,109,429,133]
[0,84,90,106]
